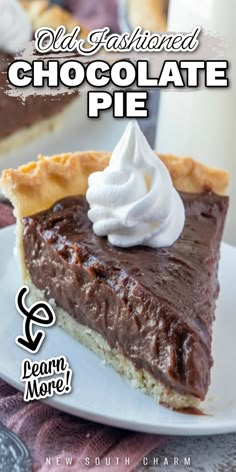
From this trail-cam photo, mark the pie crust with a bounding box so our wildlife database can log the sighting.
[0,151,229,410]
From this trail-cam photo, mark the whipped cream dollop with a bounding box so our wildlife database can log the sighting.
[0,0,32,54]
[86,121,185,248]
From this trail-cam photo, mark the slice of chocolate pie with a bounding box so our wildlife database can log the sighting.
[0,124,229,410]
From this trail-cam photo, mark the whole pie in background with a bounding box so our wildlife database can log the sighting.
[0,0,88,155]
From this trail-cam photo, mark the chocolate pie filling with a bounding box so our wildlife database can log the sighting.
[22,192,228,400]
[0,52,77,140]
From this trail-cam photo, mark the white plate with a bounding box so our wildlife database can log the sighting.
[0,225,236,436]
[0,95,129,185]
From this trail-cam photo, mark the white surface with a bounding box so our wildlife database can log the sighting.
[0,94,128,178]
[0,225,236,436]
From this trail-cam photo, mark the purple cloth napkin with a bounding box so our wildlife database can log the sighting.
[0,202,15,228]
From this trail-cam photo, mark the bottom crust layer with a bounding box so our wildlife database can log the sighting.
[28,280,200,411]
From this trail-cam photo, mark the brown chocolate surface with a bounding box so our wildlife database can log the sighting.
[0,52,77,140]
[22,192,228,400]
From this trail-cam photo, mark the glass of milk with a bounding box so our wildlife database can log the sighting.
[155,0,236,245]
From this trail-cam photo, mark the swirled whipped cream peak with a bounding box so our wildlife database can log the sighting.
[0,0,32,54]
[86,121,185,248]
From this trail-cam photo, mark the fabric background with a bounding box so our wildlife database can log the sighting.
[0,379,163,471]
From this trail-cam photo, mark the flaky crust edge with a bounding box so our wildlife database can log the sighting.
[0,150,229,219]
[20,0,88,37]
[127,0,168,32]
